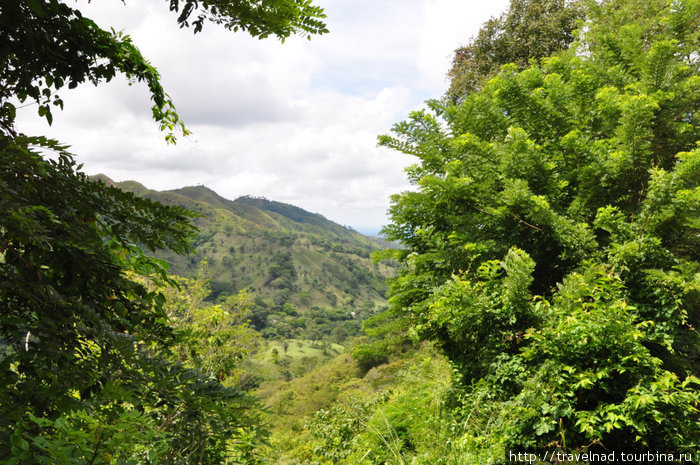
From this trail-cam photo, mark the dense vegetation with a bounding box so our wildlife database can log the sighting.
[380,0,699,456]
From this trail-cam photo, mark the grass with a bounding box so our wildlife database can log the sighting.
[256,343,458,465]
[242,339,346,383]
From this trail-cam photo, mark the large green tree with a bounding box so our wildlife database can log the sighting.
[382,0,698,454]
[0,0,326,462]
[446,0,585,102]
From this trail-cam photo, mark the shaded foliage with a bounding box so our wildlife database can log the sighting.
[0,137,264,462]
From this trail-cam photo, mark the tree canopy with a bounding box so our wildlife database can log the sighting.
[446,0,585,102]
[382,0,699,453]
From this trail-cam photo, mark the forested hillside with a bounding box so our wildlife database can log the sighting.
[92,175,397,341]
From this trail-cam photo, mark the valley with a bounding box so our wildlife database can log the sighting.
[94,174,398,343]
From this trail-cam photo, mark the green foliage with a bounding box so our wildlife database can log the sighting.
[245,338,345,387]
[445,267,700,457]
[165,0,328,38]
[9,407,168,465]
[446,0,585,102]
[266,252,297,289]
[382,0,699,454]
[298,346,457,465]
[254,350,363,462]
[306,393,389,464]
[505,266,698,451]
[0,136,192,419]
[350,305,418,373]
[158,270,263,385]
[351,342,390,373]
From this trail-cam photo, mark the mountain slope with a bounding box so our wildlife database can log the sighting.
[97,176,397,339]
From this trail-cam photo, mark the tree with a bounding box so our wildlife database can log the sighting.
[1,0,327,462]
[159,271,262,384]
[446,0,585,102]
[381,0,698,454]
[0,139,223,462]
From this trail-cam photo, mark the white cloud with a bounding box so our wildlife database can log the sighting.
[14,0,510,232]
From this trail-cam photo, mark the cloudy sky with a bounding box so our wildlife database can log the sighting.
[16,0,509,235]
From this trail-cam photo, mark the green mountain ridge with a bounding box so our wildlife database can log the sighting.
[93,174,397,340]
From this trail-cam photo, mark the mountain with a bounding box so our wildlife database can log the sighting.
[94,175,397,339]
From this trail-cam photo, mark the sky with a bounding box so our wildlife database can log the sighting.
[15,0,510,236]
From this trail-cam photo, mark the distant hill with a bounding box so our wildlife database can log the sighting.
[93,175,397,340]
